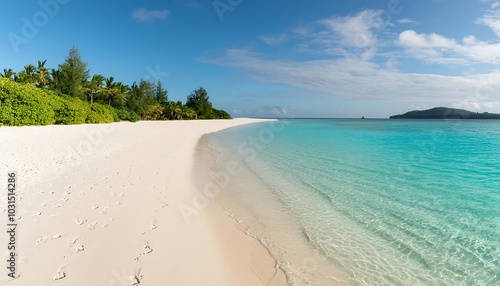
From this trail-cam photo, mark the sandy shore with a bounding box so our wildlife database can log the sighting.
[0,119,288,286]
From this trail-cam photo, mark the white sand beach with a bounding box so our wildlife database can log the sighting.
[0,119,288,286]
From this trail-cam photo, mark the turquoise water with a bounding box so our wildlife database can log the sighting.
[201,119,500,285]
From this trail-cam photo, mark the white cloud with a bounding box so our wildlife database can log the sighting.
[399,30,456,48]
[205,49,500,105]
[319,10,386,49]
[206,9,500,114]
[132,8,170,22]
[206,49,500,106]
[260,34,290,46]
[451,100,500,110]
[396,18,416,24]
[260,10,388,60]
[476,2,500,38]
[398,30,500,63]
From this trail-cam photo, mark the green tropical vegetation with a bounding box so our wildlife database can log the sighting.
[390,107,500,119]
[0,46,231,126]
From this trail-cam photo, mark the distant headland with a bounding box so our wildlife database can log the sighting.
[390,107,500,119]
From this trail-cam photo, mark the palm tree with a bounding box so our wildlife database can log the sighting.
[80,74,105,104]
[180,106,193,120]
[185,107,197,120]
[102,76,117,105]
[114,82,129,108]
[18,64,37,84]
[164,101,184,120]
[165,101,174,120]
[0,69,16,80]
[174,101,184,120]
[49,68,62,92]
[35,60,50,88]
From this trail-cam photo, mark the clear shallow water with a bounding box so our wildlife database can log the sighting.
[201,119,500,285]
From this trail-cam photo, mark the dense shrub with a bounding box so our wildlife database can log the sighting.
[103,105,121,122]
[0,78,55,126]
[85,103,114,124]
[115,108,140,122]
[50,95,89,124]
[0,78,115,126]
[212,109,232,119]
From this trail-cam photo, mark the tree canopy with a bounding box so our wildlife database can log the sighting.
[186,87,231,119]
[0,46,231,126]
[55,46,90,99]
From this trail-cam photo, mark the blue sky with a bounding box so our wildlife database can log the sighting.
[2,0,500,118]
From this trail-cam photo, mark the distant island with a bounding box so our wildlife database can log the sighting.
[390,107,500,119]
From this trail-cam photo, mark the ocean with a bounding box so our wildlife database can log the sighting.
[198,119,500,285]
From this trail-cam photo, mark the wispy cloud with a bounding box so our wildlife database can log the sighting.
[319,10,386,49]
[396,18,417,24]
[205,48,500,104]
[206,9,500,112]
[398,30,500,64]
[260,34,290,46]
[132,8,170,22]
[476,2,500,38]
[261,10,388,60]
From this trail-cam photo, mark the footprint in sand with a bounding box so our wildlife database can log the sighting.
[87,221,97,230]
[75,244,84,253]
[53,204,62,209]
[116,201,122,206]
[141,242,153,255]
[150,220,158,230]
[52,266,66,281]
[100,205,110,214]
[36,236,48,245]
[75,219,87,225]
[130,272,143,286]
[92,205,99,210]
[67,237,78,246]
[62,197,69,202]
[111,192,117,197]
[52,234,62,239]
[33,211,42,216]
[63,190,71,196]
